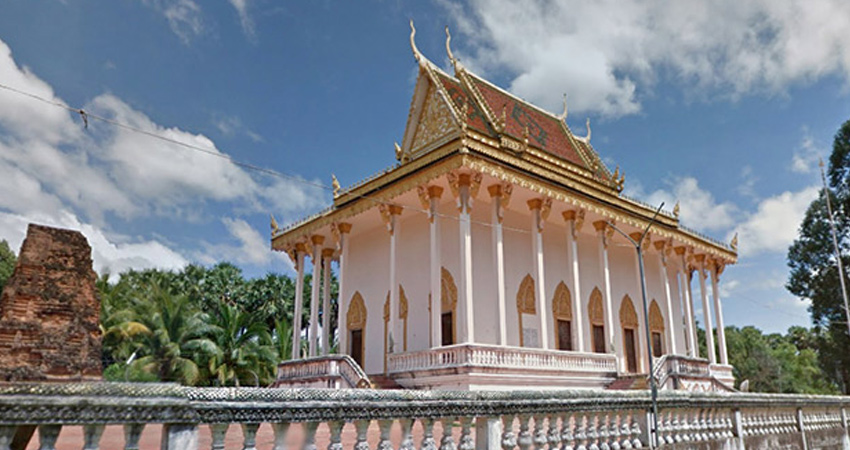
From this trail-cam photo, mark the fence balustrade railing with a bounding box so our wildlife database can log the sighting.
[387,343,618,374]
[0,382,848,450]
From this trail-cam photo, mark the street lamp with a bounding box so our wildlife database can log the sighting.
[607,202,664,449]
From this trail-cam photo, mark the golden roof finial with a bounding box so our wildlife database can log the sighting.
[730,232,738,251]
[332,174,341,197]
[584,117,592,143]
[673,201,680,218]
[394,142,403,162]
[270,214,279,234]
[557,93,568,122]
[445,26,457,69]
[409,19,422,64]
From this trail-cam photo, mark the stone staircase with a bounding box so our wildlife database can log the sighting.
[368,374,404,389]
[605,374,650,390]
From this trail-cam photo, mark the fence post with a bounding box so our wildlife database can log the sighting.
[796,408,809,450]
[732,409,744,450]
[475,417,502,450]
[161,424,198,450]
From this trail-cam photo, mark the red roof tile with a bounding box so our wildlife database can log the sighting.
[433,72,491,135]
[468,75,589,169]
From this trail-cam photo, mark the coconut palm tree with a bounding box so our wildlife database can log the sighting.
[129,282,221,385]
[205,302,277,386]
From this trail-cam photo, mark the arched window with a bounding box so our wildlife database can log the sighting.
[346,292,367,368]
[441,267,458,346]
[516,274,537,347]
[649,299,665,358]
[588,287,606,354]
[552,281,573,351]
[619,295,640,373]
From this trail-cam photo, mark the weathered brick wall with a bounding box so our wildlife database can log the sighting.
[0,224,102,381]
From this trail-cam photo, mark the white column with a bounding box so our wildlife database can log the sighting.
[697,255,716,364]
[321,248,333,355]
[291,244,306,360]
[564,210,585,352]
[428,186,444,348]
[383,205,403,353]
[686,270,699,358]
[629,232,650,373]
[655,242,677,355]
[489,184,509,346]
[594,221,616,354]
[336,224,351,355]
[458,176,475,343]
[675,249,694,357]
[309,235,324,357]
[711,260,729,365]
[528,199,549,350]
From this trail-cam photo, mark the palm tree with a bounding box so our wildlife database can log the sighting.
[205,302,277,386]
[130,283,221,385]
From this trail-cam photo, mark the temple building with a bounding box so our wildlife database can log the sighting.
[271,24,737,392]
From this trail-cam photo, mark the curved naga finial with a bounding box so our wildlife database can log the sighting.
[270,214,279,234]
[730,232,738,251]
[557,94,568,122]
[673,201,680,218]
[409,19,422,63]
[332,174,341,197]
[577,118,591,143]
[445,26,457,68]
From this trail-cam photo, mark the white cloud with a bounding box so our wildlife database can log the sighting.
[140,0,204,44]
[0,211,187,279]
[0,37,324,275]
[629,177,737,232]
[228,0,256,41]
[791,128,824,174]
[194,217,292,271]
[731,186,819,256]
[443,0,850,116]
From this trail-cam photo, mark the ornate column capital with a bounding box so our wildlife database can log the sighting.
[379,204,404,234]
[488,183,512,223]
[562,209,585,237]
[321,248,335,260]
[527,198,552,232]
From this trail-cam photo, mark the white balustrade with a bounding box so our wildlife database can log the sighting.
[388,343,617,374]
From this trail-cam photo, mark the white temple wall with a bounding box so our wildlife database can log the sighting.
[608,244,649,372]
[576,231,602,352]
[541,221,570,350]
[501,206,535,348]
[437,197,461,338]
[346,221,390,375]
[470,199,498,345]
[396,211,431,353]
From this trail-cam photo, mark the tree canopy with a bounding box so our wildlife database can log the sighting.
[0,240,16,293]
[99,262,336,386]
[787,118,850,393]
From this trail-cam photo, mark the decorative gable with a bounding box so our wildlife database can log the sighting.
[409,84,456,155]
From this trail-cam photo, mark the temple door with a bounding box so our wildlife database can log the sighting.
[624,328,638,373]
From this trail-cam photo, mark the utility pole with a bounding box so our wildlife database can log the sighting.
[819,158,850,340]
[607,202,664,449]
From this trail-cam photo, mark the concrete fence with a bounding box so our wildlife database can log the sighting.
[0,382,848,450]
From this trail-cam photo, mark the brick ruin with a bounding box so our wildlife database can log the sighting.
[0,224,102,381]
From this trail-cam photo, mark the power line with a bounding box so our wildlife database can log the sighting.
[0,82,536,235]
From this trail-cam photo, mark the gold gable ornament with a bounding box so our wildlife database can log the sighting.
[270,214,279,235]
[332,174,341,198]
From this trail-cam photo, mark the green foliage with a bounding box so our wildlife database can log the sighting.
[0,240,16,293]
[725,326,837,394]
[96,262,339,386]
[787,118,850,392]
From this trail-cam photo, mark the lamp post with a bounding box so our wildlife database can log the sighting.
[608,202,664,449]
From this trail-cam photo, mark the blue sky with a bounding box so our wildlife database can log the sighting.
[1,0,849,333]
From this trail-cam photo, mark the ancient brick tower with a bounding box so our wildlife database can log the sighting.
[0,224,102,381]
